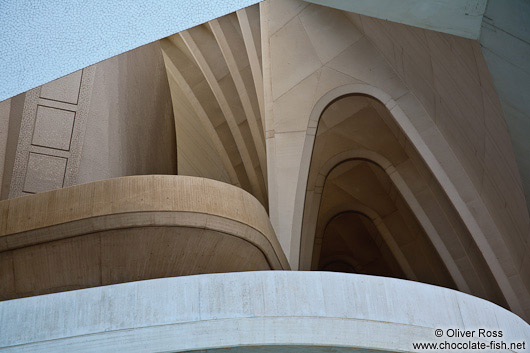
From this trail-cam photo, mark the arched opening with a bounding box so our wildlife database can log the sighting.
[310,157,454,288]
[317,211,406,279]
[299,93,508,309]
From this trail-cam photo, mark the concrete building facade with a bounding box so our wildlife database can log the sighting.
[1,0,530,352]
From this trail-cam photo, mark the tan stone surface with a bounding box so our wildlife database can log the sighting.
[23,153,67,193]
[160,6,267,207]
[0,99,11,197]
[353,13,530,313]
[0,175,288,300]
[39,70,82,105]
[299,94,508,311]
[261,0,529,319]
[1,0,528,323]
[78,42,177,185]
[32,105,75,151]
[302,97,468,291]
[5,42,177,200]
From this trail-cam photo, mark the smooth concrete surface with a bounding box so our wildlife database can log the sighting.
[160,7,267,206]
[309,0,530,217]
[6,67,95,198]
[0,100,10,197]
[304,0,487,39]
[348,13,530,316]
[305,0,530,256]
[175,348,383,353]
[480,0,530,215]
[77,42,177,185]
[0,94,24,200]
[348,8,530,285]
[317,211,407,278]
[0,175,289,299]
[5,41,177,199]
[298,94,505,308]
[0,0,261,102]
[1,271,529,352]
[261,0,530,319]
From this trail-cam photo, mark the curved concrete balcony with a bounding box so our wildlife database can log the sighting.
[1,271,529,352]
[0,175,289,300]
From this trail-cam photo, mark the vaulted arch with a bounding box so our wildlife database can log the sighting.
[160,5,268,207]
[294,89,517,313]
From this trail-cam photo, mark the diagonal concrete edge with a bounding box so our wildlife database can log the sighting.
[0,0,260,102]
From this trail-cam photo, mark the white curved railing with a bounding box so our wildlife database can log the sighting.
[1,271,529,352]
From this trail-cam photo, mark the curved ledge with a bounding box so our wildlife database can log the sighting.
[1,271,528,352]
[0,176,289,300]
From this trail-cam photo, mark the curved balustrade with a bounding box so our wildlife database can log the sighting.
[0,271,528,352]
[0,175,288,300]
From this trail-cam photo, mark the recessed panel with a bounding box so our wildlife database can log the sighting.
[32,105,75,150]
[23,153,67,193]
[39,70,82,104]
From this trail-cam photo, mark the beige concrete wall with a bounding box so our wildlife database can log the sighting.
[0,99,11,199]
[1,0,528,325]
[299,95,505,308]
[78,42,177,183]
[261,0,530,319]
[2,42,177,199]
[0,175,289,300]
[160,6,268,207]
[0,95,24,200]
[170,80,232,184]
[346,10,530,313]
